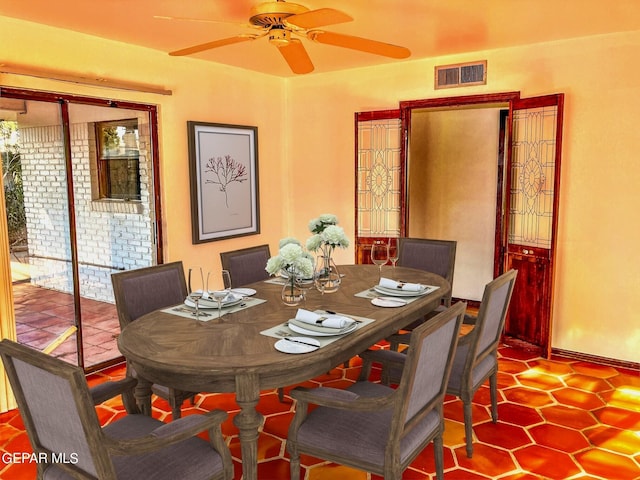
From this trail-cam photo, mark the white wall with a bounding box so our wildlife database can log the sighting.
[408,108,501,301]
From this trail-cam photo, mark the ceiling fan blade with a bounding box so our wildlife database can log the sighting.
[308,31,411,59]
[277,39,314,74]
[169,35,258,56]
[154,15,260,31]
[285,8,352,29]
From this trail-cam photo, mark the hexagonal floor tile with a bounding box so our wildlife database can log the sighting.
[474,420,532,450]
[499,402,544,427]
[503,386,555,407]
[584,424,640,456]
[552,387,606,410]
[592,405,640,430]
[455,443,517,477]
[513,444,581,479]
[540,404,598,430]
[528,423,590,453]
[574,448,640,479]
[571,362,620,379]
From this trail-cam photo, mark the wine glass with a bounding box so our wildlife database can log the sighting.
[214,270,232,319]
[371,240,389,281]
[187,267,205,319]
[388,238,399,268]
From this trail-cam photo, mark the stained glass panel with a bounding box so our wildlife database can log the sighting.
[356,118,401,237]
[509,105,558,248]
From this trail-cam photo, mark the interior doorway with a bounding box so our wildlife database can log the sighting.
[1,88,162,371]
[355,92,564,356]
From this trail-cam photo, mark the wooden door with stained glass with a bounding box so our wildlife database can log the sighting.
[354,110,403,264]
[504,94,564,356]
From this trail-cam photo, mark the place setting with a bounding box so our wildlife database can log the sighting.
[356,277,440,307]
[163,268,265,320]
[263,308,374,354]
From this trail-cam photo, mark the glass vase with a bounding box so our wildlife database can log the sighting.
[314,254,341,294]
[281,277,304,306]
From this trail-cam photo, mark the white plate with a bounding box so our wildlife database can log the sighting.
[184,295,243,309]
[373,285,431,297]
[231,288,256,297]
[274,337,320,354]
[372,297,408,308]
[288,322,358,337]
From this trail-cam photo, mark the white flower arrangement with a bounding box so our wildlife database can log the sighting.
[306,214,350,253]
[266,241,314,279]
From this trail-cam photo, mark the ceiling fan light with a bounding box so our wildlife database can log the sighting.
[269,28,291,47]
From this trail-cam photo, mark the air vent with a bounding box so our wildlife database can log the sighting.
[435,60,486,89]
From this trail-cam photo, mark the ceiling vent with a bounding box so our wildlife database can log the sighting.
[435,60,486,89]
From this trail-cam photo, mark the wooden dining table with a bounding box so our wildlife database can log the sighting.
[117,264,449,480]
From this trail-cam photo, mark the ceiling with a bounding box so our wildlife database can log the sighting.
[1,0,640,77]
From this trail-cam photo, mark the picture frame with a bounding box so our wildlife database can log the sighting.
[188,121,259,243]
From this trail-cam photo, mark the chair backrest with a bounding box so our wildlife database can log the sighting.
[397,238,456,305]
[111,261,188,329]
[220,244,271,287]
[0,339,115,478]
[392,302,465,438]
[467,269,518,370]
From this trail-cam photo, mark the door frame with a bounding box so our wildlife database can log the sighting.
[355,91,564,355]
[0,86,163,370]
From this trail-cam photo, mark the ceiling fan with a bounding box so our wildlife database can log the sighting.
[164,0,411,74]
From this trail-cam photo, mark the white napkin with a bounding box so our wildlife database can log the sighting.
[379,277,424,292]
[295,308,355,329]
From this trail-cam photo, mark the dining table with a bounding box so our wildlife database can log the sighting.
[117,264,449,480]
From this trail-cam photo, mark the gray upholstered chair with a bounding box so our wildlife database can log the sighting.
[220,244,271,287]
[387,237,457,351]
[111,262,198,419]
[0,339,232,480]
[364,269,518,458]
[287,302,465,480]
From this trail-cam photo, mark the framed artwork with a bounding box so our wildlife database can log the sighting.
[188,121,259,243]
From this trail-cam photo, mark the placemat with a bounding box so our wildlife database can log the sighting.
[162,297,266,321]
[261,310,375,348]
[354,288,423,304]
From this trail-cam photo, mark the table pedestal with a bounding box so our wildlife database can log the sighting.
[233,373,264,480]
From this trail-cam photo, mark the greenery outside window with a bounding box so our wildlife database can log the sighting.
[95,119,140,201]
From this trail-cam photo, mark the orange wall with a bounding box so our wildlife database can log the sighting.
[1,16,639,362]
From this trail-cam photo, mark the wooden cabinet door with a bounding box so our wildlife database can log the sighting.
[504,94,564,356]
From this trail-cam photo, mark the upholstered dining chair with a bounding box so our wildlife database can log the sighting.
[111,261,198,419]
[387,237,457,351]
[363,269,518,458]
[220,244,271,288]
[0,339,233,480]
[287,302,465,480]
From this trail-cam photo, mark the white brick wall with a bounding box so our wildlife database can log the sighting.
[20,117,155,303]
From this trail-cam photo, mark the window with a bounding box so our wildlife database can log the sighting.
[95,119,140,200]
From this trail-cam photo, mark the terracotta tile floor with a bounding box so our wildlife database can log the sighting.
[12,282,121,367]
[1,344,639,479]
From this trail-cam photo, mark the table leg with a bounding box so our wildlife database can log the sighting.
[233,373,263,480]
[133,376,153,416]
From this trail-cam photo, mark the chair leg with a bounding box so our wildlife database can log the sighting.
[490,373,498,423]
[122,388,140,414]
[434,433,445,480]
[289,450,301,480]
[170,399,182,419]
[463,399,474,458]
[278,387,285,402]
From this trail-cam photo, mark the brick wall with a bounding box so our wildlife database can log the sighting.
[20,117,154,303]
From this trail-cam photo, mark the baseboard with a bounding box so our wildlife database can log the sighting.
[551,348,640,372]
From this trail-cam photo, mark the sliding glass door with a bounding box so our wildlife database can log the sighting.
[1,88,161,371]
